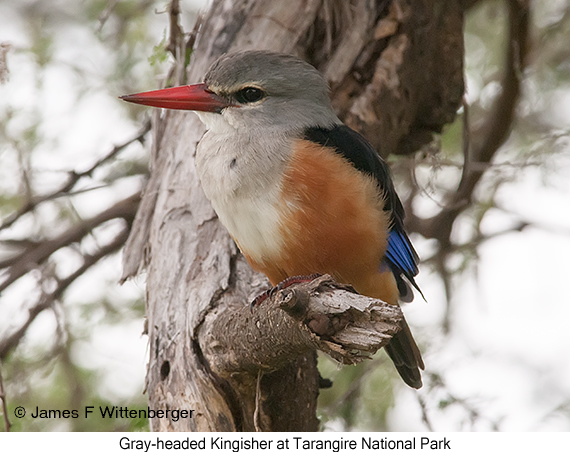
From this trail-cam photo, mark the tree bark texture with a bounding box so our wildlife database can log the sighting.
[122,0,464,432]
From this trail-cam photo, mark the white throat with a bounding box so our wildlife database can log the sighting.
[195,111,237,134]
[194,113,293,263]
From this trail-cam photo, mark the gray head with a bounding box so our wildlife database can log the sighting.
[200,51,338,134]
[121,50,340,134]
[201,50,340,133]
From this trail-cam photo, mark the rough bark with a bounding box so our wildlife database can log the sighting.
[122,0,464,432]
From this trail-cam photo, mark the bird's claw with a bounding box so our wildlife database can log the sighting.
[250,288,275,310]
[250,273,322,310]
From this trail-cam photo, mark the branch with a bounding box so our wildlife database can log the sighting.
[0,120,150,232]
[404,0,529,330]
[98,0,120,31]
[0,192,139,292]
[0,42,11,85]
[0,225,131,360]
[428,371,502,430]
[416,0,530,243]
[0,360,10,432]
[166,0,183,57]
[199,275,403,378]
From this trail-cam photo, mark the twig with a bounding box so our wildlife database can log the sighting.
[460,97,470,187]
[0,42,11,85]
[320,360,378,415]
[166,0,183,57]
[0,225,131,360]
[416,392,434,432]
[0,359,10,432]
[430,372,502,430]
[253,369,263,432]
[0,120,150,232]
[409,0,531,330]
[98,0,120,32]
[166,0,187,85]
[420,219,530,266]
[0,191,139,291]
[418,0,530,242]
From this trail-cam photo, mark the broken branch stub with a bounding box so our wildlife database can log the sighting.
[200,273,404,379]
[276,274,403,365]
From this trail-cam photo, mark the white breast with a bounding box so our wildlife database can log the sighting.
[211,187,284,262]
[195,121,292,263]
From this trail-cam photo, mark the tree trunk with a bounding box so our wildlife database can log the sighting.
[122,0,464,432]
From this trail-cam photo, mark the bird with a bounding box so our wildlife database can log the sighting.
[121,50,425,389]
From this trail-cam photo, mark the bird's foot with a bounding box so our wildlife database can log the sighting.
[250,273,322,309]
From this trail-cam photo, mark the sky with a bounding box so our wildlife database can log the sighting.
[0,0,569,432]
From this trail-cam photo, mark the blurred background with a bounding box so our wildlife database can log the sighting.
[0,0,569,431]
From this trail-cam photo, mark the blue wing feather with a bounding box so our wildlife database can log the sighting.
[386,229,419,281]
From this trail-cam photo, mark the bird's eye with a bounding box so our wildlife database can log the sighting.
[235,87,266,104]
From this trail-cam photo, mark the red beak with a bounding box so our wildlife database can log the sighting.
[120,83,230,113]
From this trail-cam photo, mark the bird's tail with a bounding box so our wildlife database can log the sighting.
[385,318,424,389]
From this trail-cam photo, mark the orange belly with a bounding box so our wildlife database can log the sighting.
[244,139,400,305]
